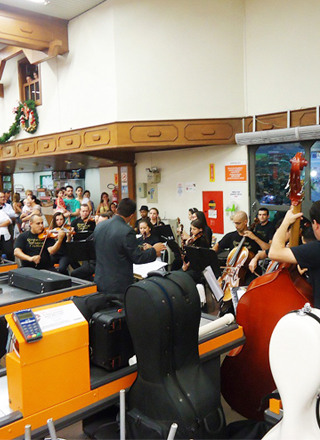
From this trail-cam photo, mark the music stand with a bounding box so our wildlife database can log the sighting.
[153,224,175,242]
[184,246,221,278]
[166,238,183,258]
[66,240,96,262]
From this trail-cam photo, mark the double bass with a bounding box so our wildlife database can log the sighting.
[220,152,313,421]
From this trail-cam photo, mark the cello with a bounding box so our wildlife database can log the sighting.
[220,152,313,421]
[218,219,258,306]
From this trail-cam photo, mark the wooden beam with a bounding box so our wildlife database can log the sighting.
[0,5,68,54]
[22,40,63,65]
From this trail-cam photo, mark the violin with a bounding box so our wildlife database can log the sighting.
[186,231,203,246]
[38,225,74,240]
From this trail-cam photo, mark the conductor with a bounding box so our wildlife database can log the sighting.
[94,198,165,301]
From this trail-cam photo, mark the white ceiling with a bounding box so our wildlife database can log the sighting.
[0,0,107,21]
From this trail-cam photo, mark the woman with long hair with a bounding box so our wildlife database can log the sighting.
[49,212,72,275]
[96,192,110,215]
[149,207,164,227]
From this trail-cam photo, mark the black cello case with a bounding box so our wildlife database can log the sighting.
[125,271,226,439]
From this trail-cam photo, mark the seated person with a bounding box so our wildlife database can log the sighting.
[137,218,161,248]
[50,212,73,275]
[14,214,65,270]
[134,205,149,232]
[71,213,110,281]
[71,204,96,241]
[149,207,165,227]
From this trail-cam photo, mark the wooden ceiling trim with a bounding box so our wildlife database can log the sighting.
[0,108,319,173]
[0,5,68,54]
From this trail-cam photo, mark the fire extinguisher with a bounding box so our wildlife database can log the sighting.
[107,183,118,204]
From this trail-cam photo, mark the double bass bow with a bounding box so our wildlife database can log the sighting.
[220,152,313,421]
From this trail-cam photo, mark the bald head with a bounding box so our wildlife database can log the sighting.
[233,211,248,234]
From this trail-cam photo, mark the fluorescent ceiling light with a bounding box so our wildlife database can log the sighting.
[25,0,50,4]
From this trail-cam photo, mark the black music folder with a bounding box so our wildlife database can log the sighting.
[153,224,175,242]
[66,240,96,262]
[166,238,183,258]
[184,246,221,278]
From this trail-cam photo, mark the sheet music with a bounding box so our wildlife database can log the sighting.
[203,265,224,302]
[133,260,167,279]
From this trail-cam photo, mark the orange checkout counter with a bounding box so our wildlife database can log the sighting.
[0,300,245,439]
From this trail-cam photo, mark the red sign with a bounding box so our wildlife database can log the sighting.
[202,191,224,234]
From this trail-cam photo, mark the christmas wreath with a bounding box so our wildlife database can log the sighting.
[0,100,39,144]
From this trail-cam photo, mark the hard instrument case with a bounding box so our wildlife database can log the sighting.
[8,267,72,294]
[125,270,226,439]
[89,308,134,371]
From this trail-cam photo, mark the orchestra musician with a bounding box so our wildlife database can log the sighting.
[149,207,165,227]
[181,210,213,246]
[250,207,275,250]
[182,218,210,273]
[71,204,96,241]
[134,205,149,232]
[137,218,160,248]
[269,201,320,307]
[71,213,110,281]
[248,219,292,275]
[213,211,263,256]
[14,214,65,270]
[213,211,263,284]
[49,212,73,275]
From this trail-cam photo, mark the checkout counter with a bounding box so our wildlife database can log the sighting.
[0,300,245,439]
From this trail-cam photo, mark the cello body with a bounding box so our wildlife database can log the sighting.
[221,263,313,420]
[219,237,254,303]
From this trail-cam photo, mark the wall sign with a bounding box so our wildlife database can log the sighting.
[209,163,215,182]
[225,161,247,181]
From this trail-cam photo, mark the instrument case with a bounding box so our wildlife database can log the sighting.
[8,267,72,294]
[125,270,226,439]
[89,308,134,371]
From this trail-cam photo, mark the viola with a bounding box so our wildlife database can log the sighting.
[220,152,312,421]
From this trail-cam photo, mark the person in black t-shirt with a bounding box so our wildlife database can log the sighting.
[213,211,263,256]
[269,202,320,308]
[14,214,65,270]
[137,218,160,248]
[251,208,275,249]
[71,204,95,241]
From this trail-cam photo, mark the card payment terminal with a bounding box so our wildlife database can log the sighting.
[13,309,42,343]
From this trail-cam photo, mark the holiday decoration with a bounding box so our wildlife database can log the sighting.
[0,100,39,144]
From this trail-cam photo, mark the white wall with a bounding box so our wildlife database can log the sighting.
[0,0,245,138]
[99,166,118,202]
[12,173,34,194]
[112,0,245,120]
[244,0,320,115]
[136,144,249,240]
